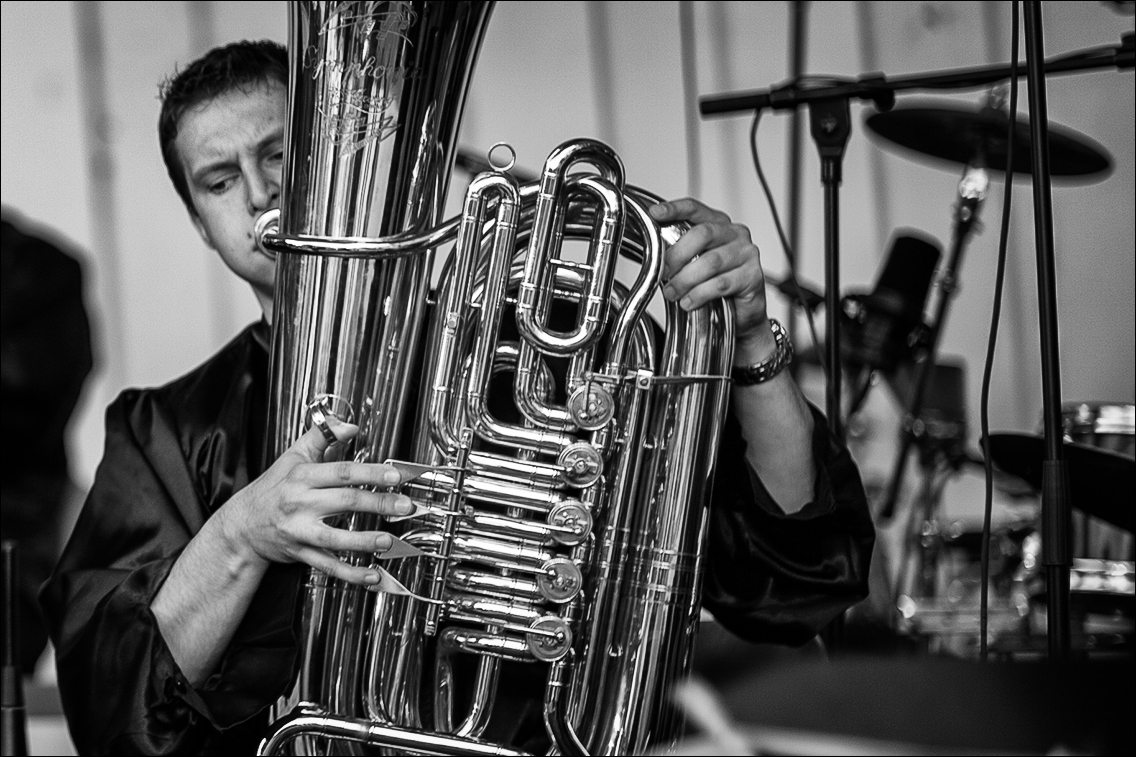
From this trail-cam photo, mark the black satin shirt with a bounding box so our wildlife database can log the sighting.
[41,320,873,755]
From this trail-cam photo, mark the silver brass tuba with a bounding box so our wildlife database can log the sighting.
[257,2,734,754]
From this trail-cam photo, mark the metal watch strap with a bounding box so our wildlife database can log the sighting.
[730,318,794,386]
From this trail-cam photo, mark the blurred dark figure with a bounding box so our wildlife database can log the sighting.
[1,211,93,675]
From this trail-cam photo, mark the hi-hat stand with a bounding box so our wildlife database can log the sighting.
[698,8,1133,660]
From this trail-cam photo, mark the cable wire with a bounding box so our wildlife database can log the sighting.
[749,111,830,384]
[980,0,1019,662]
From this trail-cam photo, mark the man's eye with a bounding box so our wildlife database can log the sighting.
[208,176,236,194]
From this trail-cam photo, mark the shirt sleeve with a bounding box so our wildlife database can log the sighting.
[39,391,302,755]
[701,403,876,646]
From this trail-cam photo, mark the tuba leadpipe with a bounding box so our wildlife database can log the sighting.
[258,2,734,754]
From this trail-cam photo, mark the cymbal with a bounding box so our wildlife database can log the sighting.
[985,432,1135,532]
[865,100,1113,181]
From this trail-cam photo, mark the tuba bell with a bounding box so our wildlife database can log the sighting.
[257,2,735,754]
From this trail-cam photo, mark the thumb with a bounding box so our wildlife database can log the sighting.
[292,415,359,462]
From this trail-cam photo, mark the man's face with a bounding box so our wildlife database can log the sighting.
[176,79,286,311]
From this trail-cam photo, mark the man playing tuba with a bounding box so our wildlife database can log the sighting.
[42,37,873,755]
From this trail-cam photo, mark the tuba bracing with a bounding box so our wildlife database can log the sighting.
[257,2,735,755]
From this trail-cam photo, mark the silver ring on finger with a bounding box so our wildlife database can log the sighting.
[308,402,338,445]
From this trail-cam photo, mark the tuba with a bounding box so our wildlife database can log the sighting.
[257,2,734,754]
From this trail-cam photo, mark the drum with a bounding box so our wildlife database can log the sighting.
[1059,401,1134,562]
[893,466,1038,656]
[1015,403,1136,653]
[1063,401,1135,456]
[1018,532,1135,651]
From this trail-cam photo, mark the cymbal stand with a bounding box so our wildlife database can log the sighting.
[877,164,988,521]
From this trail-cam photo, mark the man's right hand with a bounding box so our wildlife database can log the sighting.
[152,417,412,685]
[214,418,413,588]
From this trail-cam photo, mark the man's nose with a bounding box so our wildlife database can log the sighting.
[247,168,280,213]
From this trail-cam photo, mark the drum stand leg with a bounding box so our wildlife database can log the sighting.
[893,453,952,627]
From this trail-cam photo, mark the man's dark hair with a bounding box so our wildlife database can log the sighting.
[158,40,288,216]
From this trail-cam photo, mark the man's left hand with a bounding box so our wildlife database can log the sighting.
[650,198,775,364]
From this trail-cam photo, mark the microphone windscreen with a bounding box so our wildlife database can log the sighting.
[841,230,943,374]
[873,231,942,321]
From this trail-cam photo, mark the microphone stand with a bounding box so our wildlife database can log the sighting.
[877,164,988,521]
[807,92,853,651]
[1023,0,1071,661]
[698,20,1133,661]
[699,32,1133,117]
[810,94,856,441]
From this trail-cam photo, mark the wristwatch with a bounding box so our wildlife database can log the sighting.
[730,318,794,386]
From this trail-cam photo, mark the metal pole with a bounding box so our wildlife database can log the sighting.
[785,0,808,375]
[810,96,852,442]
[2,541,28,757]
[1023,0,1071,661]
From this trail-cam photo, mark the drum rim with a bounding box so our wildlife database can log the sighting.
[1060,400,1135,435]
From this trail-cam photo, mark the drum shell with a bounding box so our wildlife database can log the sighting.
[1061,401,1135,457]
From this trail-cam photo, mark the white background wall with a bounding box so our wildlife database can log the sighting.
[2,0,1133,532]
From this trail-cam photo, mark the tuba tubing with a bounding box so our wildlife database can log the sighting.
[259,3,734,755]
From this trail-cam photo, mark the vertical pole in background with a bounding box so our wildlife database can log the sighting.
[855,0,892,276]
[809,91,852,655]
[2,542,28,757]
[679,1,703,199]
[1022,0,1071,661]
[785,1,808,376]
[186,0,235,349]
[809,95,852,443]
[73,0,128,395]
[585,1,618,147]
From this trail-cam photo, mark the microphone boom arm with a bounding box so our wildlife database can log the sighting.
[699,32,1134,118]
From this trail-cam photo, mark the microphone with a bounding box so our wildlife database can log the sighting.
[841,231,942,376]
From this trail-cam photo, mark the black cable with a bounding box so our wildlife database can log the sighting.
[749,110,830,384]
[980,0,1019,662]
